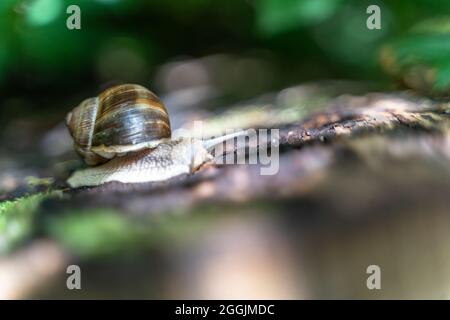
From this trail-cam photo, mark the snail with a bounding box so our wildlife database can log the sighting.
[66,84,246,188]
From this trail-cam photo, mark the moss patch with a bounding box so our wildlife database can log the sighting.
[44,203,257,259]
[0,191,63,253]
[46,208,147,258]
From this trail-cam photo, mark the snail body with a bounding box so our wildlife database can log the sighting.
[66,84,244,188]
[67,138,212,188]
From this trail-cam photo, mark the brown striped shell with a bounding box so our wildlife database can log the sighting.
[66,84,171,166]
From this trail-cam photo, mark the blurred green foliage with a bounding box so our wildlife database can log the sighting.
[44,204,229,258]
[256,0,343,35]
[380,18,450,96]
[46,208,148,257]
[1,0,450,112]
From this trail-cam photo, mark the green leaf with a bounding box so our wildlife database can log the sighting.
[256,0,342,36]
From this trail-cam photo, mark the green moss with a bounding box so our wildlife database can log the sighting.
[45,204,235,259]
[46,209,150,258]
[0,191,63,253]
[0,190,275,259]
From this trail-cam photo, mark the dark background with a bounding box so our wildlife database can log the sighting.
[1,0,449,127]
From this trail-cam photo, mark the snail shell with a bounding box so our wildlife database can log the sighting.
[66,84,171,165]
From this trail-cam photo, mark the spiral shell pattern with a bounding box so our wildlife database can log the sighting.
[66,84,171,165]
